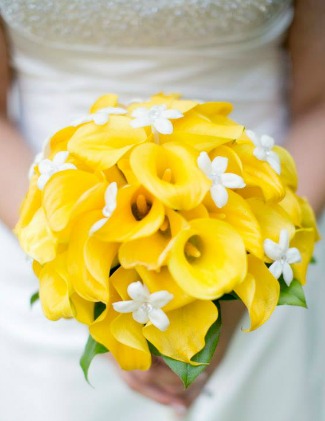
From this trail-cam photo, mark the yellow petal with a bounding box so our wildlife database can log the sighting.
[18,207,58,264]
[297,196,321,241]
[233,142,285,202]
[49,126,78,157]
[248,198,295,247]
[68,116,147,170]
[130,143,211,210]
[94,185,165,242]
[278,188,302,227]
[207,190,263,258]
[38,253,73,321]
[15,174,42,233]
[118,209,188,270]
[235,254,280,331]
[68,211,110,302]
[136,266,194,311]
[274,145,298,191]
[43,170,99,232]
[89,94,119,113]
[143,300,218,364]
[291,228,315,285]
[168,218,247,299]
[70,293,94,325]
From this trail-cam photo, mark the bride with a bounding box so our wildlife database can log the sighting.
[0,1,324,420]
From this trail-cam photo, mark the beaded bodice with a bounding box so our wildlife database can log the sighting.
[1,0,291,49]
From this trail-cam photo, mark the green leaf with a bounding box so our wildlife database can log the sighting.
[80,335,108,384]
[149,309,222,388]
[94,301,106,319]
[310,256,317,264]
[278,277,307,308]
[30,291,39,307]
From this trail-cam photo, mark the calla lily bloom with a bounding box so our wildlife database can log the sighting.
[235,254,280,331]
[290,228,315,285]
[130,143,211,210]
[168,218,247,300]
[93,185,165,243]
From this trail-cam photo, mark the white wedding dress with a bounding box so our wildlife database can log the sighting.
[0,1,324,421]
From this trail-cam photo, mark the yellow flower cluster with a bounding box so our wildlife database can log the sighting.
[15,93,319,371]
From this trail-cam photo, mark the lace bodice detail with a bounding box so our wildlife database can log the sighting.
[1,0,291,49]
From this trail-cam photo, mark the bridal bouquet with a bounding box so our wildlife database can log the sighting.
[15,93,319,387]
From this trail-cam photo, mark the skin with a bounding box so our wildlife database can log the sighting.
[0,0,324,416]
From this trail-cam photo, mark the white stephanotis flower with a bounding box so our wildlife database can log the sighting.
[28,152,44,180]
[130,104,183,135]
[197,152,246,208]
[264,229,301,285]
[112,281,173,331]
[37,151,76,190]
[247,130,281,175]
[89,182,118,235]
[71,107,127,126]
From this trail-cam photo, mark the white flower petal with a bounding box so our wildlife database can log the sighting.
[93,112,109,125]
[37,174,50,190]
[286,247,302,264]
[269,260,283,279]
[149,291,173,308]
[211,184,228,208]
[127,281,150,302]
[130,116,151,128]
[89,218,108,235]
[260,135,275,149]
[154,118,173,135]
[162,109,183,119]
[211,156,228,175]
[148,308,170,331]
[71,115,91,126]
[113,300,140,313]
[264,239,283,260]
[266,151,281,175]
[279,229,290,252]
[253,147,267,161]
[38,159,53,174]
[131,107,149,119]
[221,173,245,189]
[133,307,150,324]
[59,163,77,171]
[53,151,69,165]
[197,152,212,177]
[103,182,118,217]
[246,130,260,146]
[282,262,294,285]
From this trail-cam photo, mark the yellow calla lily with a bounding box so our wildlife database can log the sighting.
[49,126,78,157]
[70,293,94,325]
[235,254,280,331]
[168,218,247,300]
[130,143,211,210]
[248,198,295,250]
[94,185,165,242]
[90,287,151,371]
[14,174,41,233]
[274,145,298,191]
[68,210,115,302]
[37,253,73,321]
[118,209,188,270]
[278,188,302,227]
[42,170,100,232]
[297,196,321,241]
[206,190,263,258]
[68,116,147,170]
[143,300,218,364]
[291,228,315,285]
[18,207,58,264]
[233,142,285,202]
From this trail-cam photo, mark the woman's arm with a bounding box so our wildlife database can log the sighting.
[0,20,33,229]
[285,0,325,214]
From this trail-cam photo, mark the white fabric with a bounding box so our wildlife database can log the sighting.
[0,1,324,420]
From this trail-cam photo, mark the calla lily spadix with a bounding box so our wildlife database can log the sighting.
[15,92,318,384]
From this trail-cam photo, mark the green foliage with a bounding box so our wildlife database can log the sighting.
[30,291,39,307]
[80,335,108,384]
[278,277,307,308]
